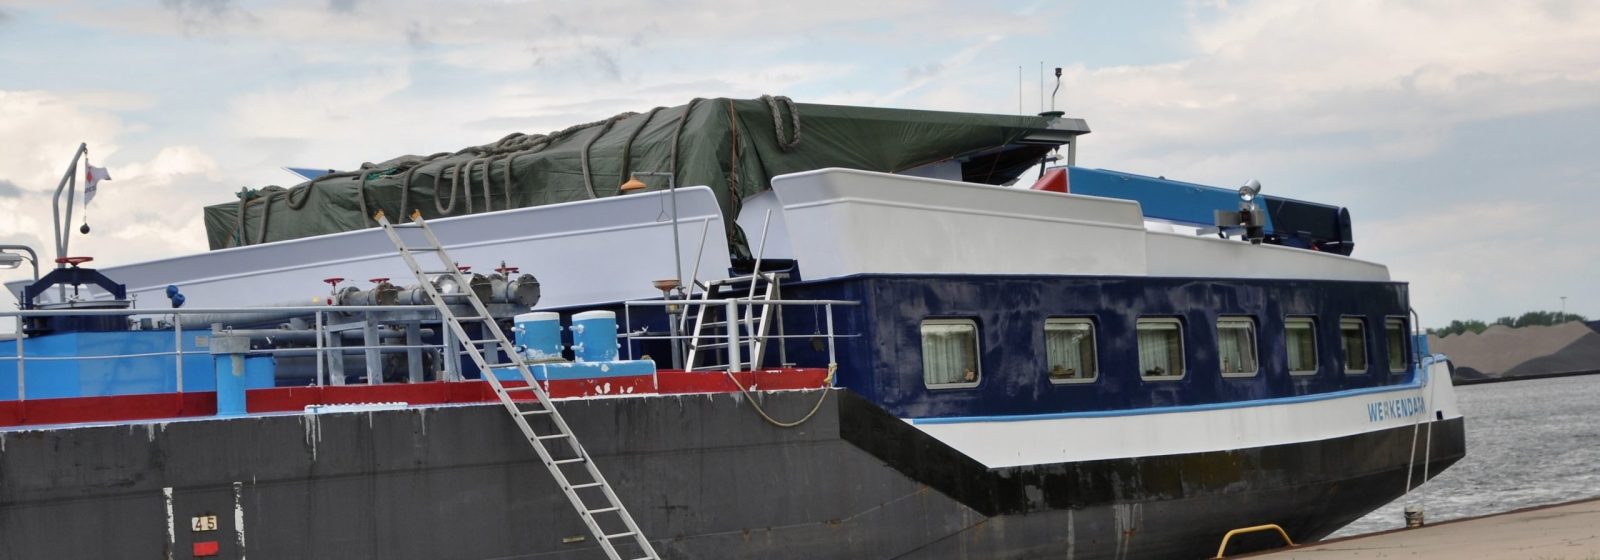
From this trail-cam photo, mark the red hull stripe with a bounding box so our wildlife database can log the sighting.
[0,368,828,428]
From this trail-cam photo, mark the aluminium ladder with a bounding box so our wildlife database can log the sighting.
[374,210,658,560]
[684,273,777,372]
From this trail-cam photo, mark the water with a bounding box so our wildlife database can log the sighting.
[1331,374,1600,538]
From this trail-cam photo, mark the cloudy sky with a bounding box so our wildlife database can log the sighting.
[0,0,1597,326]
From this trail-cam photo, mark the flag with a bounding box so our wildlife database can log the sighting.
[84,161,111,206]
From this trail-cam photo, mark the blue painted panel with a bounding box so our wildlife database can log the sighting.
[0,330,274,400]
[773,273,1412,419]
[284,167,333,181]
[1067,167,1277,231]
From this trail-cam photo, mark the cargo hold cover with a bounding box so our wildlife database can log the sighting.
[202,96,1078,254]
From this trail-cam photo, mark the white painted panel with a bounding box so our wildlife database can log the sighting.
[734,190,793,261]
[11,187,731,311]
[1146,231,1390,282]
[912,359,1458,468]
[771,168,1149,279]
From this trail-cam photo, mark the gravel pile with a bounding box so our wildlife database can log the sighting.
[1429,321,1600,378]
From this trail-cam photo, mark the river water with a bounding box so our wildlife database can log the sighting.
[1331,374,1600,538]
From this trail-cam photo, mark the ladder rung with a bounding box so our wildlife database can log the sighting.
[467,338,504,345]
[454,315,488,322]
[401,245,439,252]
[483,362,524,369]
[519,408,553,416]
[502,385,538,392]
[604,531,637,540]
[552,457,587,465]
[535,433,569,441]
[570,482,604,490]
[691,342,730,350]
[586,506,620,514]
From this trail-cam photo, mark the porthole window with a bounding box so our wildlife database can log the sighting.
[922,319,980,388]
[1217,317,1259,377]
[1286,317,1318,375]
[1137,318,1185,380]
[1386,318,1409,372]
[1045,318,1097,384]
[1340,317,1368,374]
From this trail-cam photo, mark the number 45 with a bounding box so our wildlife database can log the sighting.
[191,515,218,532]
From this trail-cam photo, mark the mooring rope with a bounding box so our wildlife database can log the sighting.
[722,363,836,428]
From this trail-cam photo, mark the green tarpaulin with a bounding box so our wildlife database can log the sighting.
[203,96,1059,254]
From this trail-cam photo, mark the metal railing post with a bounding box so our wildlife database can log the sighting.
[363,312,380,385]
[173,314,184,392]
[405,321,422,383]
[825,303,837,366]
[314,310,325,387]
[14,314,23,402]
[776,282,787,366]
[442,323,459,382]
[725,299,741,372]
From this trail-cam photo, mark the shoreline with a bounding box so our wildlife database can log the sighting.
[1453,367,1600,386]
[1238,495,1600,558]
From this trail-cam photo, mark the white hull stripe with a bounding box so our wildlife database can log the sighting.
[908,356,1460,468]
[911,364,1434,425]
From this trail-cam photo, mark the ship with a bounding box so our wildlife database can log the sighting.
[0,96,1465,559]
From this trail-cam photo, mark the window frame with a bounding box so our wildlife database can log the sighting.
[1339,316,1369,375]
[1285,316,1320,376]
[1216,316,1260,378]
[1385,317,1410,373]
[1044,317,1099,385]
[921,318,982,389]
[1136,317,1187,381]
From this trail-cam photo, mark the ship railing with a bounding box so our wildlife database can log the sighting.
[0,304,464,402]
[620,298,859,373]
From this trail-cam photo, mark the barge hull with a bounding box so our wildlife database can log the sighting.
[0,390,1464,559]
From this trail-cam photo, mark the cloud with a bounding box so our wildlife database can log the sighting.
[585,46,622,82]
[404,20,428,49]
[160,0,255,34]
[0,179,19,199]
[1046,1,1600,186]
[9,0,1600,325]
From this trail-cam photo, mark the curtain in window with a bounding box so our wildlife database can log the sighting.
[1286,322,1316,372]
[1137,322,1181,377]
[1218,320,1257,374]
[922,322,977,385]
[1046,321,1094,380]
[1386,322,1407,371]
[1341,322,1367,371]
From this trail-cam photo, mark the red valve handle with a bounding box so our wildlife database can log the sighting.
[323,277,344,287]
[369,277,389,284]
[457,265,471,273]
[55,256,94,266]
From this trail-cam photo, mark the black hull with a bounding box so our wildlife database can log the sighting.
[0,390,1464,559]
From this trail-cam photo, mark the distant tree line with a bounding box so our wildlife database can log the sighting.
[1428,311,1589,337]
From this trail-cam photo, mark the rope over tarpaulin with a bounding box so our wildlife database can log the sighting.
[205,96,1056,255]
